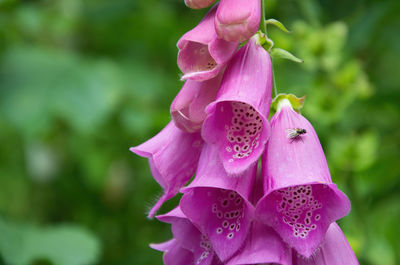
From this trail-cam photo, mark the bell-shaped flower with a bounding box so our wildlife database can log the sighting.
[226,221,292,265]
[180,143,256,262]
[215,0,261,42]
[202,36,272,175]
[184,0,216,9]
[256,99,351,258]
[177,5,238,81]
[293,222,359,264]
[156,207,223,265]
[130,121,203,218]
[171,75,222,133]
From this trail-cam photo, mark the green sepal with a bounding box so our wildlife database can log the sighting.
[270,93,306,117]
[253,31,274,52]
[270,48,304,63]
[265,19,291,33]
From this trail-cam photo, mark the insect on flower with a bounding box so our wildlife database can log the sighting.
[286,128,307,142]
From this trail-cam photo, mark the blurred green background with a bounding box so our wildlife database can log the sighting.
[0,0,399,264]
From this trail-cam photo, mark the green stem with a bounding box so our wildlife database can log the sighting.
[261,0,278,98]
[272,58,278,97]
[261,0,267,34]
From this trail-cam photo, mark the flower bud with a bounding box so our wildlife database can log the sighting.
[215,0,261,42]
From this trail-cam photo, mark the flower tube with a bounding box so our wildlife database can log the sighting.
[171,75,221,133]
[177,5,238,81]
[130,122,203,218]
[215,0,261,42]
[202,36,272,175]
[180,143,256,262]
[256,99,351,258]
[293,222,359,265]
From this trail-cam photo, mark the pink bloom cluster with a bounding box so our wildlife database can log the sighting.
[131,1,359,264]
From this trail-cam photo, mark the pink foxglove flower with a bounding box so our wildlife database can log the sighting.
[180,143,256,261]
[293,222,359,265]
[256,99,351,258]
[156,207,223,265]
[184,0,216,9]
[171,75,221,133]
[215,0,261,42]
[226,221,292,265]
[202,36,272,175]
[177,5,238,81]
[130,122,203,218]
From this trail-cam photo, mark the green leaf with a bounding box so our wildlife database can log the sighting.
[265,19,291,33]
[270,48,304,63]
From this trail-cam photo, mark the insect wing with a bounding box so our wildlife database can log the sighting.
[286,129,299,139]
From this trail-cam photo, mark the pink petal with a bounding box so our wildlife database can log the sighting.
[150,238,177,252]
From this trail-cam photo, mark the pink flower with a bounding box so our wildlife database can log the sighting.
[215,0,261,42]
[202,36,272,175]
[130,122,203,218]
[177,5,238,81]
[256,99,351,258]
[180,143,256,261]
[184,0,216,9]
[171,75,222,133]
